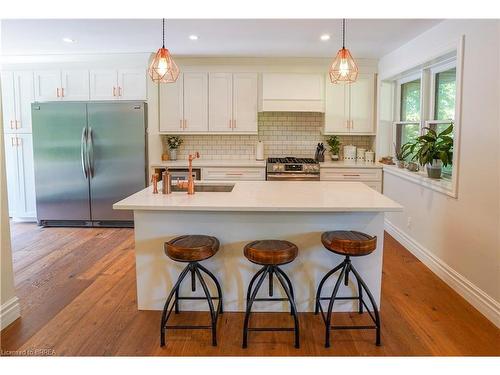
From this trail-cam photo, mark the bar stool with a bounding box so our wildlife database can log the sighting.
[242,239,300,349]
[160,235,223,347]
[315,231,381,347]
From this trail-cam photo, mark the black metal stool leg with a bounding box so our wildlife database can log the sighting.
[275,267,295,315]
[242,265,269,348]
[197,263,224,314]
[274,269,300,349]
[193,265,218,346]
[246,266,267,309]
[160,264,191,347]
[350,264,381,346]
[268,267,274,297]
[315,261,345,314]
[325,262,347,348]
[357,274,364,314]
[174,288,180,314]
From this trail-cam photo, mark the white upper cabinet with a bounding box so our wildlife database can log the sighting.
[209,73,233,132]
[232,73,258,133]
[1,72,17,133]
[89,69,119,100]
[324,73,375,134]
[261,73,324,112]
[2,71,34,133]
[90,68,146,101]
[34,70,61,101]
[118,69,147,100]
[182,73,208,132]
[159,76,184,132]
[61,70,90,100]
[349,74,375,133]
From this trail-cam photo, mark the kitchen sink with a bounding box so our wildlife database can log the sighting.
[171,184,235,193]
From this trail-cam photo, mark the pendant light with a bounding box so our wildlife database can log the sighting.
[329,19,358,84]
[149,18,180,83]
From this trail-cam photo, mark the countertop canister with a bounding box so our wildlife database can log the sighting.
[256,141,264,161]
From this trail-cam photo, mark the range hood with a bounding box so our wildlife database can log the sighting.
[259,73,325,112]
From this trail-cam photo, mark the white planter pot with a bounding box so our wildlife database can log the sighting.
[169,149,178,161]
[426,160,442,179]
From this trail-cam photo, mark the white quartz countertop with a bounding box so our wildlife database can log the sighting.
[319,160,383,169]
[150,159,266,168]
[114,181,402,212]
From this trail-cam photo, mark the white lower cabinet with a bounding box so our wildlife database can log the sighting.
[320,167,383,193]
[202,167,265,181]
[4,133,36,220]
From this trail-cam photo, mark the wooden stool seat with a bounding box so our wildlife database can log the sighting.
[321,231,377,257]
[244,239,298,265]
[165,235,219,262]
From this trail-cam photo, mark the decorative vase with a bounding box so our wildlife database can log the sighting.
[406,162,419,172]
[396,160,406,169]
[169,148,177,161]
[426,160,442,179]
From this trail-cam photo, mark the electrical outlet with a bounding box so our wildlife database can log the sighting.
[407,217,412,229]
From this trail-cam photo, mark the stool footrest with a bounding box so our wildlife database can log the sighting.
[319,296,360,301]
[176,296,220,300]
[253,297,289,302]
[165,325,212,330]
[248,327,295,332]
[331,325,377,330]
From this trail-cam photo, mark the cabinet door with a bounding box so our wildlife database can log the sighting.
[61,70,90,101]
[89,70,118,100]
[233,73,258,133]
[183,73,208,132]
[349,74,375,134]
[16,134,37,218]
[209,73,233,132]
[324,79,349,134]
[159,74,184,132]
[13,72,35,133]
[118,69,147,100]
[4,134,19,217]
[1,72,17,133]
[34,70,61,101]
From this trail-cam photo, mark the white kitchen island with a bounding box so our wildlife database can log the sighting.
[113,181,402,312]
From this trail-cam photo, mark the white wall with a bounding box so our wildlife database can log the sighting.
[0,81,20,330]
[377,20,500,326]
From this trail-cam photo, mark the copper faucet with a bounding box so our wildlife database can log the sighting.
[177,152,200,195]
[151,173,159,194]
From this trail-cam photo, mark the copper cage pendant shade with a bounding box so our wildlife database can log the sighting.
[329,19,358,84]
[149,19,180,83]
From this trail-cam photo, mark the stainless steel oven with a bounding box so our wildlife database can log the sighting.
[266,157,320,181]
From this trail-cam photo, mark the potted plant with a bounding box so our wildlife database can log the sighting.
[165,136,183,161]
[394,143,412,169]
[406,123,454,179]
[326,135,341,161]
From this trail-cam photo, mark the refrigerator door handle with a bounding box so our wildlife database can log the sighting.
[80,127,88,179]
[87,126,95,178]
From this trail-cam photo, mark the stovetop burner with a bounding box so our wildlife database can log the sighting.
[267,157,317,164]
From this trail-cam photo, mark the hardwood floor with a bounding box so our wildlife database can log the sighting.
[1,222,499,356]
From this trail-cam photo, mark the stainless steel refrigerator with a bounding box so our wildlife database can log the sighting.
[31,102,147,227]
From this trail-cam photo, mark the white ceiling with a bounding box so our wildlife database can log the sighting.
[1,19,441,58]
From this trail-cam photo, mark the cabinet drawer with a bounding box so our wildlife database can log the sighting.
[202,167,265,181]
[320,168,382,181]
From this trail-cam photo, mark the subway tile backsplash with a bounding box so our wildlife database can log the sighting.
[163,112,374,160]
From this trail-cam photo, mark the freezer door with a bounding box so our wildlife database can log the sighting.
[87,102,146,221]
[31,102,91,221]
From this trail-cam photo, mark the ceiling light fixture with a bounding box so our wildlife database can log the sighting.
[62,37,76,43]
[320,34,330,41]
[149,18,180,84]
[329,19,358,84]
[189,35,199,41]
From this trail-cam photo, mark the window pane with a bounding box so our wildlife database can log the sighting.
[400,79,421,122]
[396,123,420,159]
[434,68,456,120]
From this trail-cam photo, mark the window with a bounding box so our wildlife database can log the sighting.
[393,78,421,155]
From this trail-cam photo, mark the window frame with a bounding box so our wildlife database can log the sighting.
[387,36,464,198]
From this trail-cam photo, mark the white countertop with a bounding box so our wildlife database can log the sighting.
[319,160,383,169]
[114,181,402,212]
[150,159,266,168]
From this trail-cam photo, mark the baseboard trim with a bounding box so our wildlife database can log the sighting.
[0,296,20,330]
[384,219,500,328]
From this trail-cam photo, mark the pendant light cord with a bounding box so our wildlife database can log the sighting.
[342,19,345,49]
[162,18,165,48]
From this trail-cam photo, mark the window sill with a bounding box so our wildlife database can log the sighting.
[383,165,457,198]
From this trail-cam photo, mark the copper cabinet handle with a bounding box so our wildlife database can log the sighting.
[57,88,60,97]
[118,86,122,96]
[229,120,232,128]
[10,120,14,129]
[113,87,116,96]
[343,174,361,177]
[17,137,22,146]
[16,120,20,129]
[226,173,243,176]
[61,88,65,97]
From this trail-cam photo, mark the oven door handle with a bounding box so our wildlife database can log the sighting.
[267,174,320,181]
